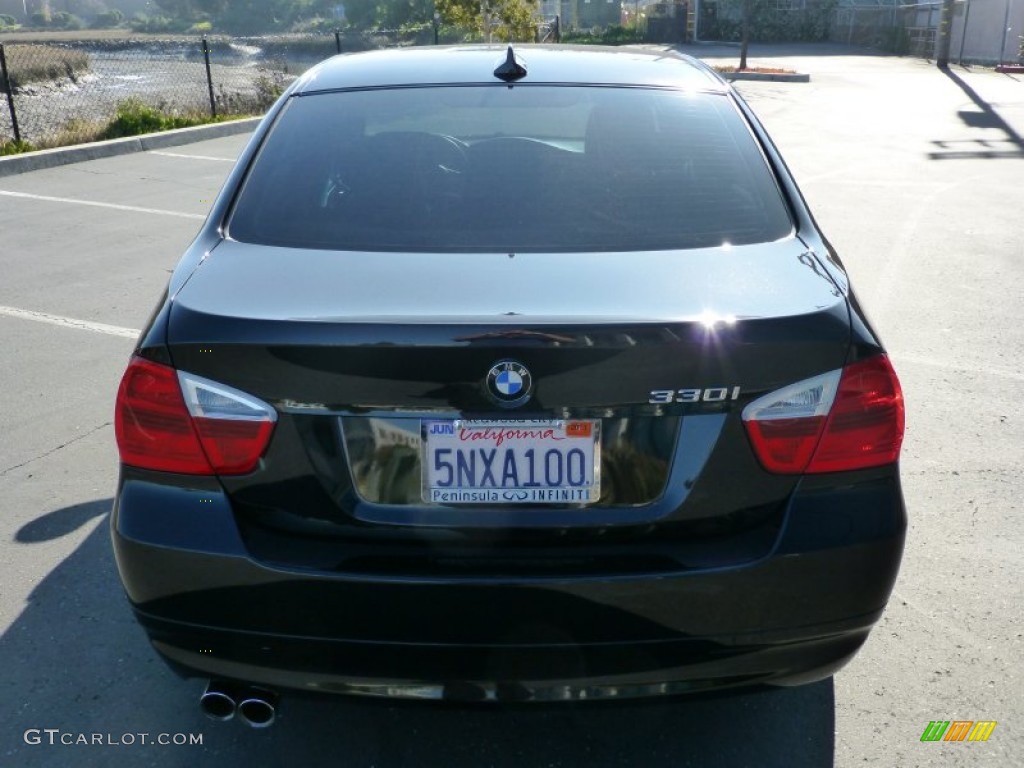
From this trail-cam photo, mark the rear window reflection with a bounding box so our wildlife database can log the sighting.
[228,86,793,252]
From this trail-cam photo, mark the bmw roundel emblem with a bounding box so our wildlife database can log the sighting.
[486,360,533,407]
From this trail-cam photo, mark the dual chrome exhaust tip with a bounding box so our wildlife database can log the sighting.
[200,681,278,728]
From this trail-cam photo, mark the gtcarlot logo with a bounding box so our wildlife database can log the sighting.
[24,729,203,747]
[920,720,997,742]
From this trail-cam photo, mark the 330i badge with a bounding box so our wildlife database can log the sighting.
[111,45,906,724]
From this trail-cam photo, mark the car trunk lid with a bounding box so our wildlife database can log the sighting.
[165,237,849,543]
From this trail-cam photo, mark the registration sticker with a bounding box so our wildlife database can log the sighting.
[422,419,601,504]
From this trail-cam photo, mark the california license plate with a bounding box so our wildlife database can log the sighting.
[422,419,601,504]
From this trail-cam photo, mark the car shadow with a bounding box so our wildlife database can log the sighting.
[929,67,1024,159]
[1,499,835,768]
[14,498,110,543]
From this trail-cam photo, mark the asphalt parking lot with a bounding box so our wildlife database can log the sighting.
[1,45,1022,767]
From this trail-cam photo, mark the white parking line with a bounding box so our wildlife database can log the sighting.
[0,190,205,220]
[897,353,1024,383]
[150,151,236,162]
[0,305,140,339]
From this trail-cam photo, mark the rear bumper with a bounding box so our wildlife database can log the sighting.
[111,471,906,701]
[143,617,872,702]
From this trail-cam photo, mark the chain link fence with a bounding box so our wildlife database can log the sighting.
[831,3,940,55]
[0,27,491,150]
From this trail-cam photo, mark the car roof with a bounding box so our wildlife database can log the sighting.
[292,45,728,94]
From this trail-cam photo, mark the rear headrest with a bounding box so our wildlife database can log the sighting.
[584,102,687,176]
[586,103,655,163]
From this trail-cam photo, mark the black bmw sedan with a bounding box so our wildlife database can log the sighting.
[111,45,906,725]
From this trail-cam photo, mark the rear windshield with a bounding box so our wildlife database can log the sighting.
[228,85,793,252]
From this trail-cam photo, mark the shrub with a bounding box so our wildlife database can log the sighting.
[291,17,343,33]
[51,12,85,30]
[33,116,109,148]
[99,98,191,139]
[91,9,125,28]
[701,0,836,43]
[0,13,18,29]
[880,26,910,54]
[216,70,290,115]
[253,73,286,106]
[4,45,91,89]
[128,14,185,33]
[562,24,642,45]
[29,10,51,27]
[188,21,214,33]
[96,98,248,140]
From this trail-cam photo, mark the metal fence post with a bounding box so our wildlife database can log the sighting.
[335,30,342,54]
[936,0,955,66]
[202,38,217,118]
[999,0,1013,63]
[0,44,21,144]
[957,0,972,64]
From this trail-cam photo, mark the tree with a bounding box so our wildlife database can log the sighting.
[195,0,230,17]
[739,0,751,70]
[152,0,199,21]
[436,0,538,41]
[217,0,318,33]
[344,0,432,29]
[935,0,955,68]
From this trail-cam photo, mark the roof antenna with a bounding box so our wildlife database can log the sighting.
[493,46,527,82]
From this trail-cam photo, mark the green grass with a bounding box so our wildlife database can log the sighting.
[98,98,205,139]
[0,139,37,155]
[0,99,249,156]
[560,25,643,45]
[97,97,244,140]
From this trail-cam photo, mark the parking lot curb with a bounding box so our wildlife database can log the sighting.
[719,71,811,83]
[0,117,261,178]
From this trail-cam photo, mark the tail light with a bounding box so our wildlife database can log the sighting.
[742,355,904,474]
[115,357,276,475]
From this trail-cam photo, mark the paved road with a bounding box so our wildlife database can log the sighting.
[1,47,1021,767]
